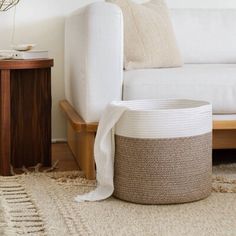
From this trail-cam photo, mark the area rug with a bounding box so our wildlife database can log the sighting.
[0,164,236,236]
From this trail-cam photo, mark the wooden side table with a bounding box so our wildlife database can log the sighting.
[0,59,53,176]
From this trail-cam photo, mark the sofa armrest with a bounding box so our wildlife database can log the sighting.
[65,2,124,122]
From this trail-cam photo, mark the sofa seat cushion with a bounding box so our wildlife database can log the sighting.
[123,64,236,114]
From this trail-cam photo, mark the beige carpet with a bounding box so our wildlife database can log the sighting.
[0,164,236,236]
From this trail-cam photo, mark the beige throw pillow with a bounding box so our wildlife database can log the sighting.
[106,0,183,70]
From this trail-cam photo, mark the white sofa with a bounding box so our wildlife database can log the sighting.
[65,2,236,122]
[63,1,236,179]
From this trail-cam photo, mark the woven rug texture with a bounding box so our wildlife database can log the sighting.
[0,164,236,236]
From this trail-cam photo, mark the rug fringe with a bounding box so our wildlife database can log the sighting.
[18,161,59,174]
[22,166,30,174]
[33,163,42,173]
[43,160,59,173]
[10,166,16,176]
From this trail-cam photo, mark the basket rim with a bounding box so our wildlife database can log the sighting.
[111,99,212,113]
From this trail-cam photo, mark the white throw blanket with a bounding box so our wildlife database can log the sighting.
[75,101,129,202]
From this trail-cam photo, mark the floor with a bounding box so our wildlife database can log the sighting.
[13,143,79,173]
[52,143,236,170]
[213,149,236,165]
[52,143,79,171]
[14,143,236,174]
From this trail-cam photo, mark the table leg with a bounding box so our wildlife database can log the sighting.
[0,69,11,176]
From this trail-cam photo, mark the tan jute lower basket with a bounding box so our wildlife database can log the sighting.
[113,99,212,205]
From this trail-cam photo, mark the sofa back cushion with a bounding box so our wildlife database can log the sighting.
[170,9,236,64]
[106,0,183,70]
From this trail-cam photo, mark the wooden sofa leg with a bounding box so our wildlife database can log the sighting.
[60,100,98,179]
[77,131,96,179]
[67,122,96,180]
[213,121,236,149]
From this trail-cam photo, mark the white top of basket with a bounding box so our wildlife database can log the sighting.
[115,99,212,139]
[114,99,210,111]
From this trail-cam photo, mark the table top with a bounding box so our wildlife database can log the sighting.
[0,59,54,70]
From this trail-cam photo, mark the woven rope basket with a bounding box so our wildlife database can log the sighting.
[113,99,212,204]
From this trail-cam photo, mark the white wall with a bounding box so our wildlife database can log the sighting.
[0,0,102,140]
[0,0,235,140]
[139,0,236,8]
[166,0,236,8]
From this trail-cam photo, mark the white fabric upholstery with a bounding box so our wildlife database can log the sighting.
[65,2,123,122]
[65,3,236,122]
[123,64,236,114]
[170,9,236,64]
